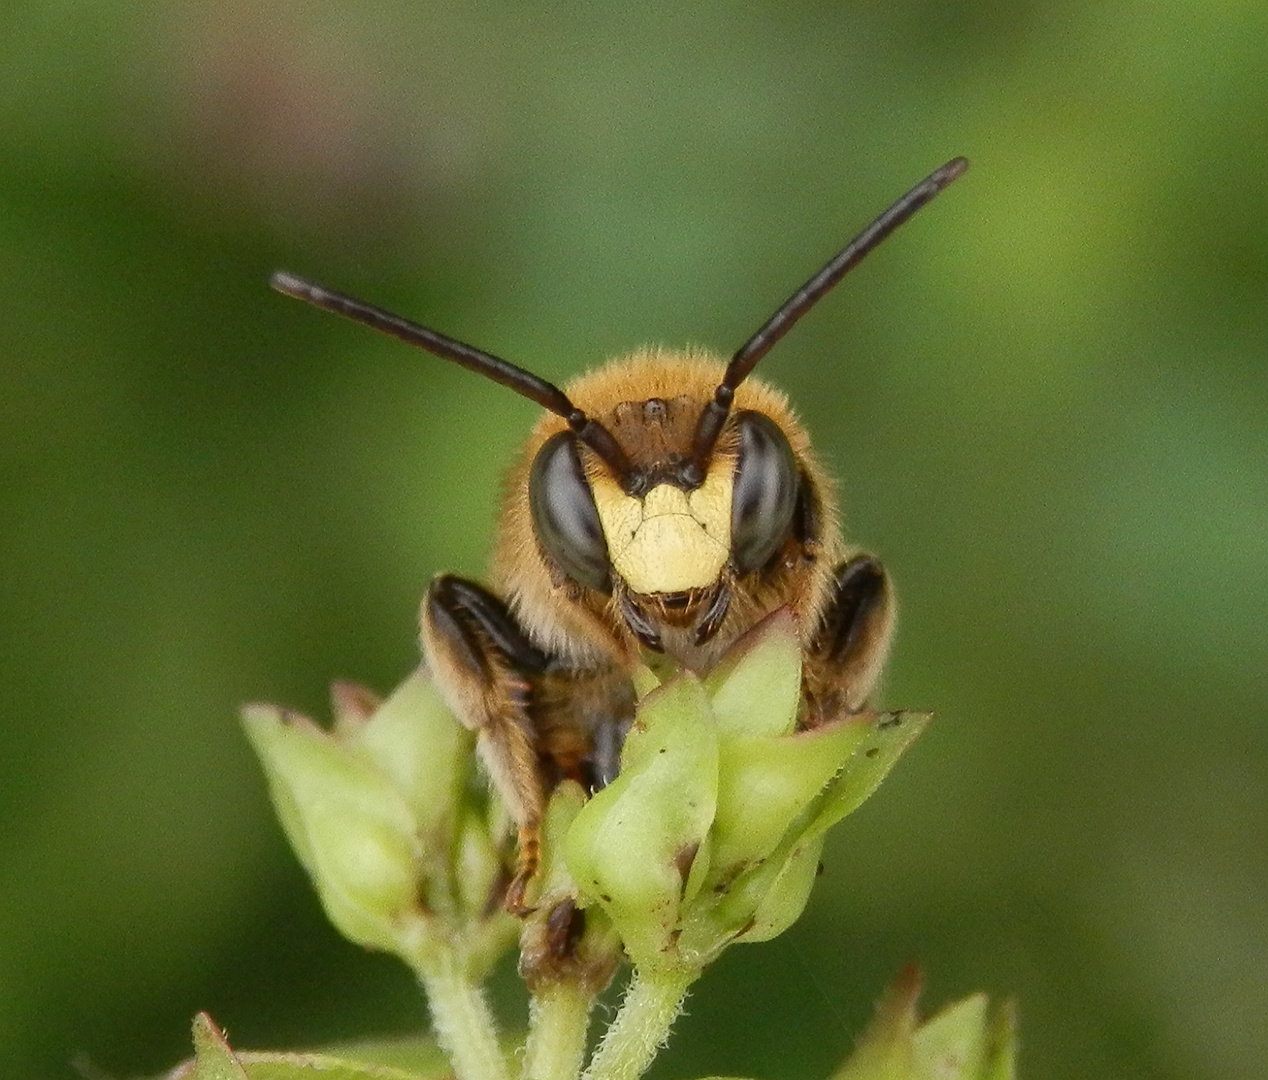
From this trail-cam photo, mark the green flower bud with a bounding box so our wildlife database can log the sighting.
[353,670,471,852]
[710,716,870,876]
[520,781,622,993]
[830,967,1017,1080]
[564,676,719,971]
[734,829,826,944]
[243,668,516,972]
[242,703,422,954]
[713,707,931,951]
[704,606,802,738]
[454,803,520,973]
[806,709,932,840]
[453,804,506,919]
[558,606,929,975]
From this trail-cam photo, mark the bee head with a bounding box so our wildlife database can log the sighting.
[525,361,802,598]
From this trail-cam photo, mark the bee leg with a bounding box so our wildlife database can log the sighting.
[804,554,895,723]
[421,575,550,913]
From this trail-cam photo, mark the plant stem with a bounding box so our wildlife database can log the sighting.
[523,981,595,1080]
[415,944,510,1080]
[580,967,698,1080]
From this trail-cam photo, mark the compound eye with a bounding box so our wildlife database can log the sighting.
[731,412,800,575]
[529,431,612,593]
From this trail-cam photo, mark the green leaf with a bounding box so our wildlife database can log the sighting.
[180,1021,449,1080]
[191,1013,249,1080]
[805,711,932,841]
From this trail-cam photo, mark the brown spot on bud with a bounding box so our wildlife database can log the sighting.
[544,897,586,961]
[674,842,700,894]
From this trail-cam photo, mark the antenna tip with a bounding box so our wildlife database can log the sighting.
[270,270,312,299]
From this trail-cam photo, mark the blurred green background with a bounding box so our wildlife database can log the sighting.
[3,2,1266,1078]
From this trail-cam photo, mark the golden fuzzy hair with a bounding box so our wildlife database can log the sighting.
[491,348,845,669]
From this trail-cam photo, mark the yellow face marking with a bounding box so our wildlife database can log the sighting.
[591,466,733,594]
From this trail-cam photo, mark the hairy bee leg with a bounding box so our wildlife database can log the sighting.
[421,575,550,912]
[805,554,896,722]
[589,713,627,789]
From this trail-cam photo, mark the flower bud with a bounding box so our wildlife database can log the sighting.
[564,676,719,971]
[704,606,802,738]
[242,703,422,953]
[520,781,622,993]
[353,670,471,850]
[830,967,1017,1080]
[243,668,516,972]
[559,606,930,974]
[710,716,870,876]
[806,709,932,839]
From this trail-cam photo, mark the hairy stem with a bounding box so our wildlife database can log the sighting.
[580,967,698,1080]
[523,981,596,1080]
[415,944,510,1080]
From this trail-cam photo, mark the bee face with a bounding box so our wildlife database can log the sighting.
[498,352,836,671]
[271,157,966,910]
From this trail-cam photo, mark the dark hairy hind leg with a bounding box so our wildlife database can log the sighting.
[421,573,633,913]
[803,554,895,725]
[422,575,550,912]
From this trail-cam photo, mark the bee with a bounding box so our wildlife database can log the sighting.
[272,157,966,911]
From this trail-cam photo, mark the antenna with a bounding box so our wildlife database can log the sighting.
[269,271,633,481]
[689,157,968,478]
